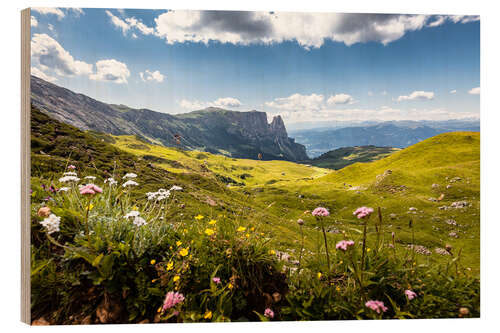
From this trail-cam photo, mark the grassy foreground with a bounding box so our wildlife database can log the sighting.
[30,107,480,324]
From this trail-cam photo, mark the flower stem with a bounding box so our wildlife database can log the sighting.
[84,197,92,244]
[319,217,331,271]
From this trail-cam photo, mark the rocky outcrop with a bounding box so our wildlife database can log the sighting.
[30,75,308,161]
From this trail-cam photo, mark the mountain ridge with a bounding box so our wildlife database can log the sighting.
[30,75,308,161]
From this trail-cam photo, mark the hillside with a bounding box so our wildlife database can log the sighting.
[304,145,400,170]
[31,75,308,161]
[292,122,480,157]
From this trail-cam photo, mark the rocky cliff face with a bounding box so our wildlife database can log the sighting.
[30,75,308,161]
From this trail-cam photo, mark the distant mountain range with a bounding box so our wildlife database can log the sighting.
[30,76,308,161]
[291,120,480,157]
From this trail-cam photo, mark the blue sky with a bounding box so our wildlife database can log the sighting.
[30,8,480,128]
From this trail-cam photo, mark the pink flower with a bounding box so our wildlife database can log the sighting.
[405,289,417,300]
[212,277,221,284]
[264,308,274,318]
[162,291,185,311]
[67,165,76,169]
[353,206,374,219]
[312,207,330,217]
[365,300,388,314]
[79,184,103,195]
[336,240,355,251]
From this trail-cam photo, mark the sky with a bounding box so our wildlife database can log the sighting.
[30,8,480,129]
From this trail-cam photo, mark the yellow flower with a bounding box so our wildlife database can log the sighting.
[150,259,156,265]
[133,206,138,210]
[203,310,212,320]
[250,227,255,231]
[195,214,204,220]
[367,248,371,252]
[245,233,250,238]
[169,246,173,250]
[237,226,246,232]
[336,286,341,292]
[228,283,233,290]
[152,279,157,283]
[208,219,217,225]
[166,261,174,271]
[86,203,94,211]
[173,275,180,282]
[179,248,189,257]
[339,260,343,265]
[269,250,276,255]
[317,272,322,279]
[157,307,162,313]
[204,228,215,236]
[176,241,182,247]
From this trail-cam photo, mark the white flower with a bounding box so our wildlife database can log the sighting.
[133,216,147,227]
[122,180,139,187]
[124,210,140,219]
[63,171,78,176]
[58,176,80,183]
[146,189,171,201]
[84,176,96,180]
[170,185,183,191]
[104,177,117,185]
[123,173,137,179]
[40,214,61,234]
[58,187,70,192]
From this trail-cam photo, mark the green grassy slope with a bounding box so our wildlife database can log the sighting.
[304,145,401,170]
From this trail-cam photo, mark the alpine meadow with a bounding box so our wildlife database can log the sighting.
[26,8,480,325]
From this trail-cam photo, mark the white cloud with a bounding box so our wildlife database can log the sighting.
[48,23,54,32]
[89,59,130,84]
[31,16,38,27]
[32,8,65,19]
[381,91,388,96]
[140,70,165,83]
[367,91,373,96]
[179,97,243,110]
[31,34,93,77]
[31,67,57,82]
[396,90,435,102]
[274,106,478,124]
[151,11,474,49]
[265,93,324,110]
[450,89,457,94]
[427,15,479,28]
[327,93,355,105]
[468,87,480,95]
[106,10,154,36]
[213,97,242,108]
[69,8,85,17]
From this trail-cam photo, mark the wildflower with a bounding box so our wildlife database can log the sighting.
[208,219,217,225]
[58,175,80,183]
[39,214,61,234]
[37,206,51,218]
[179,248,189,257]
[176,241,182,247]
[336,240,355,251]
[237,226,246,232]
[58,187,70,192]
[204,228,215,236]
[133,216,147,227]
[162,291,184,311]
[317,272,322,279]
[297,218,304,226]
[63,171,78,177]
[269,250,276,255]
[405,290,417,300]
[312,207,330,217]
[170,185,183,191]
[124,210,140,219]
[201,310,212,320]
[79,184,103,195]
[459,307,470,316]
[84,176,96,180]
[86,204,94,211]
[228,282,234,290]
[67,164,76,169]
[173,275,180,282]
[122,180,139,187]
[365,300,388,314]
[150,259,156,265]
[212,277,221,284]
[166,261,174,271]
[123,173,137,179]
[353,206,374,219]
[264,308,274,319]
[146,188,171,201]
[104,177,117,185]
[195,214,204,220]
